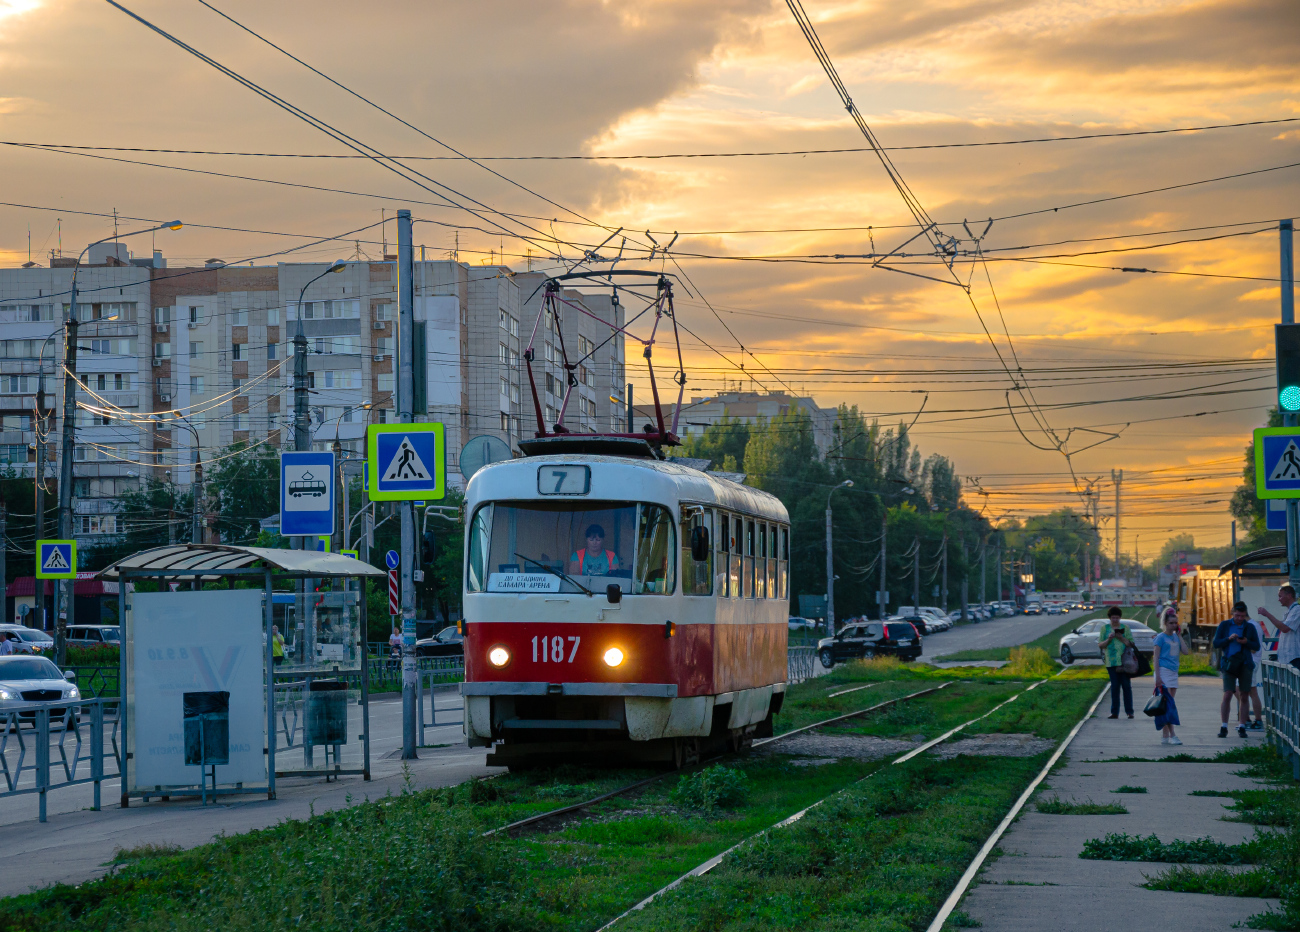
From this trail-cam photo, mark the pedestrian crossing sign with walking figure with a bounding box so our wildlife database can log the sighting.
[36,540,76,579]
[366,422,446,501]
[1254,428,1300,498]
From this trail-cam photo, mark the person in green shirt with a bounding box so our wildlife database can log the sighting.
[271,625,285,666]
[1099,607,1136,718]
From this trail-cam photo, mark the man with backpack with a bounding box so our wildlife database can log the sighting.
[1214,602,1261,739]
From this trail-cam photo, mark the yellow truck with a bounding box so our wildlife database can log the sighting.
[1172,567,1234,651]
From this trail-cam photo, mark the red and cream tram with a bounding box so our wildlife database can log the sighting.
[461,453,791,767]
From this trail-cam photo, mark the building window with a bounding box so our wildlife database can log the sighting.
[233,414,249,430]
[79,515,117,535]
[232,343,244,360]
[1,415,31,430]
[267,308,280,325]
[96,374,106,390]
[153,306,171,325]
[190,306,200,324]
[267,342,277,360]
[190,341,203,358]
[579,365,592,387]
[578,335,593,355]
[374,302,392,322]
[233,378,247,391]
[499,342,510,365]
[500,377,509,397]
[114,373,130,390]
[154,343,171,359]
[377,373,394,394]
[500,412,509,431]
[190,377,205,393]
[376,337,393,355]
[0,443,27,463]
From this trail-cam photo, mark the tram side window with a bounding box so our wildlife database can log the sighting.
[635,504,677,595]
[744,520,756,599]
[716,513,730,597]
[755,521,768,599]
[779,526,789,601]
[681,508,713,596]
[728,515,741,597]
[768,524,779,600]
[465,505,492,592]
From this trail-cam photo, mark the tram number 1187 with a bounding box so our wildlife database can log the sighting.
[532,635,580,663]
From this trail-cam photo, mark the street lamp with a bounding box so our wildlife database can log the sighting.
[826,479,853,635]
[54,220,181,665]
[294,260,348,453]
[150,413,203,545]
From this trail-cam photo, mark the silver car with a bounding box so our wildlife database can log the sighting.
[0,655,81,724]
[0,625,55,656]
[1059,618,1156,665]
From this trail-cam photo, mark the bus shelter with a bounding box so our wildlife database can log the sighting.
[97,544,386,806]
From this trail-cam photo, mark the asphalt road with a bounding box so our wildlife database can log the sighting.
[923,609,1085,661]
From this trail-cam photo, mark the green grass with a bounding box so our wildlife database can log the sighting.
[1188,788,1300,827]
[1080,831,1275,864]
[1036,796,1127,815]
[1113,785,1148,794]
[614,754,1051,932]
[0,671,1092,932]
[1144,864,1280,898]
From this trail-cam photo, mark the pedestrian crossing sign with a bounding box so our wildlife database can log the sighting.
[36,540,76,579]
[1255,428,1300,498]
[366,422,445,502]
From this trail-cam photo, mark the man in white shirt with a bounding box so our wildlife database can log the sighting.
[0,631,13,655]
[1259,585,1300,671]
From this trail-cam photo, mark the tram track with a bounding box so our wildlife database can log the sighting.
[594,672,1085,930]
[483,681,953,839]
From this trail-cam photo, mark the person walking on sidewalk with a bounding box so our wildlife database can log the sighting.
[1214,602,1261,739]
[1100,607,1136,719]
[1153,610,1187,745]
[1259,584,1300,672]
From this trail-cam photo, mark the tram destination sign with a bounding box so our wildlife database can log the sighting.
[1255,427,1300,498]
[489,572,563,593]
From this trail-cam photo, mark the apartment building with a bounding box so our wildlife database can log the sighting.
[636,390,837,455]
[0,251,625,548]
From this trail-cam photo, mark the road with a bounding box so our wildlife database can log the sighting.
[923,609,1084,661]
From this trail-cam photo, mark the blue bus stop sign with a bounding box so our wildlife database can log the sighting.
[280,451,336,536]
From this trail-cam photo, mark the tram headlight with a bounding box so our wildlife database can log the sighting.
[603,647,625,667]
[488,646,511,667]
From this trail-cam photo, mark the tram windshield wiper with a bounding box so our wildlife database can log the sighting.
[513,552,594,597]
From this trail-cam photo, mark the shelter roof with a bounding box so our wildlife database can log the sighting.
[1218,546,1286,573]
[96,545,386,580]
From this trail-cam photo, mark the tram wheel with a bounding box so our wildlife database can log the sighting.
[673,738,700,769]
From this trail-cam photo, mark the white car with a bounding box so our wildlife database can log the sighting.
[0,625,55,655]
[1059,618,1156,665]
[0,655,81,724]
[787,617,819,631]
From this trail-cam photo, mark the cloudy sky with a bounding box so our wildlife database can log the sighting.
[1,0,1296,558]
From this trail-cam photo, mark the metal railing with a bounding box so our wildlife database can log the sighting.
[416,669,464,746]
[1261,660,1300,779]
[367,655,464,693]
[0,698,121,822]
[788,646,817,684]
[63,666,120,699]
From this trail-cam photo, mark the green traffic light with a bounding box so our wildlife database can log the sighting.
[1282,385,1300,411]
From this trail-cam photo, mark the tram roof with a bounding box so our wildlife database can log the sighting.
[467,454,790,522]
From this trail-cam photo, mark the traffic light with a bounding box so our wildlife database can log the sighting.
[422,530,437,565]
[1278,324,1300,412]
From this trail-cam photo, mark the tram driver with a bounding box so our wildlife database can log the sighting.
[569,523,620,577]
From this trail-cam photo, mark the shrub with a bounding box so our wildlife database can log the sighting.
[1006,646,1056,678]
[669,764,751,813]
[1036,796,1126,815]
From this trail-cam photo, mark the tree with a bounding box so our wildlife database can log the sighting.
[204,442,280,544]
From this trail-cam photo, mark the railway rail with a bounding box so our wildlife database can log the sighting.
[483,681,952,839]
[595,672,1100,930]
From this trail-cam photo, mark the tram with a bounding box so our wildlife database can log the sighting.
[462,453,791,766]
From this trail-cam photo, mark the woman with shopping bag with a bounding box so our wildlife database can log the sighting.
[1149,610,1188,745]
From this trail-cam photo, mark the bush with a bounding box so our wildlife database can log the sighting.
[669,764,751,813]
[1006,646,1056,678]
[65,645,119,666]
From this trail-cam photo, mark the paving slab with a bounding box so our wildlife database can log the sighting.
[961,673,1286,931]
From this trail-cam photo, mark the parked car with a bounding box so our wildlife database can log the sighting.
[1059,617,1156,665]
[65,625,121,650]
[414,625,464,658]
[818,620,922,668]
[0,655,80,723]
[787,616,819,631]
[0,625,54,655]
[1023,602,1043,615]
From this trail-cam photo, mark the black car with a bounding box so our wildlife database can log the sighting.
[817,621,923,668]
[414,625,464,658]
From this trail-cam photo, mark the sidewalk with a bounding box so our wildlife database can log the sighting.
[962,675,1283,931]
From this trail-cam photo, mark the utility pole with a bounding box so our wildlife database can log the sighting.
[940,533,948,614]
[0,502,7,623]
[191,455,203,545]
[996,537,1003,606]
[878,510,888,620]
[55,290,79,666]
[33,392,45,631]
[1281,220,1299,587]
[398,209,418,761]
[959,533,968,622]
[912,536,920,612]
[979,538,986,608]
[1111,469,1123,576]
[825,480,851,634]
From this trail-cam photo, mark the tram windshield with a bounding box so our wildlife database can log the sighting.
[467,501,676,595]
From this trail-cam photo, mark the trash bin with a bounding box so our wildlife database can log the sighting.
[304,679,348,746]
[183,691,230,766]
